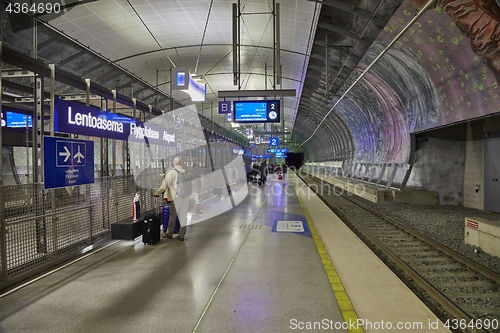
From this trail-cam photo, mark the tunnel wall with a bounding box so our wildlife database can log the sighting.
[310,0,500,205]
[322,0,500,165]
[407,137,466,205]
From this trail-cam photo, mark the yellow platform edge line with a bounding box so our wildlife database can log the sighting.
[295,183,365,333]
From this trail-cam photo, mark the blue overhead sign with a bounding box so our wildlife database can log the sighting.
[233,100,280,123]
[43,136,95,189]
[172,68,206,102]
[54,98,176,147]
[232,148,244,155]
[6,112,33,128]
[218,101,231,114]
[270,137,279,146]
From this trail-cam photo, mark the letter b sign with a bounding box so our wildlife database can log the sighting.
[218,101,231,114]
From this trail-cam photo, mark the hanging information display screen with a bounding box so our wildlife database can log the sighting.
[6,112,32,128]
[233,100,280,123]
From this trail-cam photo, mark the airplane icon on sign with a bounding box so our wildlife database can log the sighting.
[74,146,84,163]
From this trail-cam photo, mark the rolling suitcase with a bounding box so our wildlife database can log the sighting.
[142,200,161,245]
[142,213,161,245]
[162,205,181,234]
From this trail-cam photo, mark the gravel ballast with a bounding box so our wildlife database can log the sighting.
[362,201,500,275]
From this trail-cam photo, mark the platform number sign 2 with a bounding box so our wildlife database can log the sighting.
[270,137,279,146]
[268,102,278,121]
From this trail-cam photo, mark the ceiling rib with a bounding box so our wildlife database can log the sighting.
[320,0,387,27]
[317,22,359,40]
[57,50,86,66]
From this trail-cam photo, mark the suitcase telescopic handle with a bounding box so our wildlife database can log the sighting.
[155,195,161,215]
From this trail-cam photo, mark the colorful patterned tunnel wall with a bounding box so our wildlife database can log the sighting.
[330,0,500,164]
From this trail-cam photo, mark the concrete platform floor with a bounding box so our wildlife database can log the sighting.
[0,173,450,333]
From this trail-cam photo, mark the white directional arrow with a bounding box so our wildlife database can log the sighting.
[59,146,71,162]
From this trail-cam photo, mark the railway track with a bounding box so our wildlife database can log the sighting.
[299,174,500,333]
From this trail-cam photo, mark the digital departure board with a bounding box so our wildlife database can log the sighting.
[233,100,280,123]
[3,111,32,128]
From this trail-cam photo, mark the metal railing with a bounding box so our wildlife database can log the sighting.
[0,175,147,289]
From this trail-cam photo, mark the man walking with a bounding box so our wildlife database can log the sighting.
[260,160,268,185]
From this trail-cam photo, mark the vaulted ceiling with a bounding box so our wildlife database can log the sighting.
[1,0,404,155]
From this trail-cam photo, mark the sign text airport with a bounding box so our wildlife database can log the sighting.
[54,98,176,146]
[43,136,95,189]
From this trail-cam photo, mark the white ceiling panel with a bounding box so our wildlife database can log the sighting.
[43,0,320,136]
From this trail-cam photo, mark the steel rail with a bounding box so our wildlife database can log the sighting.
[299,173,494,333]
[341,188,500,284]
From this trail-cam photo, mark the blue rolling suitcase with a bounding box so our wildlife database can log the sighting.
[162,205,181,234]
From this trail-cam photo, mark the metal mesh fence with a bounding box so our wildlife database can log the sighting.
[0,174,140,286]
[4,183,55,279]
[0,126,246,288]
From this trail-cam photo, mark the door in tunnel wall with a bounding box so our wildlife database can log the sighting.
[484,132,500,213]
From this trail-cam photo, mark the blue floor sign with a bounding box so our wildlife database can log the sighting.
[44,136,95,189]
